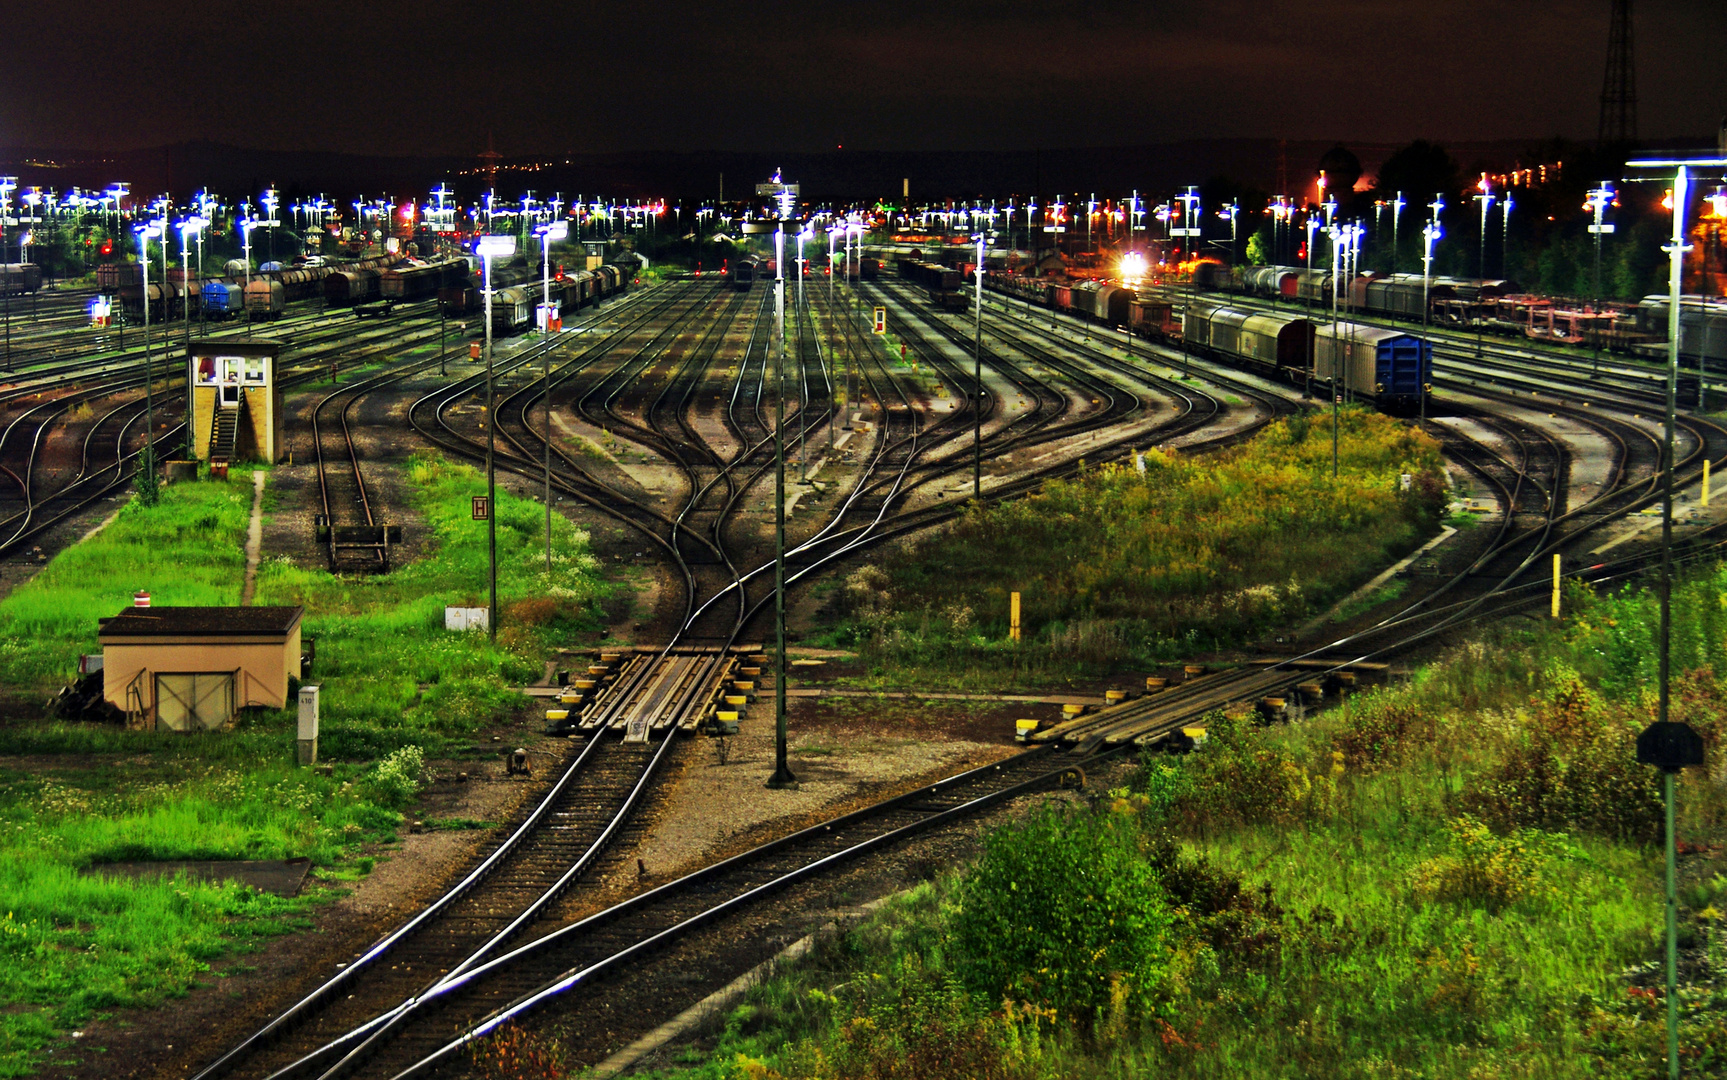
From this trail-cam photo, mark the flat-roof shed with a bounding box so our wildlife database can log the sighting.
[98,606,304,731]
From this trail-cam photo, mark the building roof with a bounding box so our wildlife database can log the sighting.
[99,606,304,639]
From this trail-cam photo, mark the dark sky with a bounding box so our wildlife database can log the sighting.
[4,0,1723,157]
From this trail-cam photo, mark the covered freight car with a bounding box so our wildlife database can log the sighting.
[1313,323,1431,413]
[0,263,43,295]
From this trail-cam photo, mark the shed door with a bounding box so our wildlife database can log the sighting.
[155,672,235,732]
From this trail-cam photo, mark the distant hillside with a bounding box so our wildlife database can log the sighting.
[0,136,1711,205]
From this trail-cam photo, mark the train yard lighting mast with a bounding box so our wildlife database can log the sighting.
[1391,191,1406,274]
[1218,200,1239,272]
[0,177,13,372]
[536,220,568,574]
[1329,224,1343,478]
[135,222,162,461]
[757,170,799,791]
[1174,189,1202,376]
[1474,177,1494,365]
[477,234,516,643]
[1628,147,1727,1080]
[973,230,986,501]
[1501,190,1515,280]
[1587,183,1616,375]
[796,226,810,480]
[178,217,204,360]
[1421,218,1443,427]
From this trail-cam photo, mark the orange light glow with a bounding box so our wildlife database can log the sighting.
[1662,190,1674,211]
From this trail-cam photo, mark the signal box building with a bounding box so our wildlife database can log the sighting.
[99,605,304,731]
[188,339,285,466]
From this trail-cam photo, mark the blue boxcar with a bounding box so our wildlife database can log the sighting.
[202,280,245,319]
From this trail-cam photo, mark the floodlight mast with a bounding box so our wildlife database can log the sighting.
[477,233,517,642]
[756,170,800,790]
[536,219,568,573]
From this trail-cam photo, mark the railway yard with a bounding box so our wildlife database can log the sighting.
[0,212,1725,1080]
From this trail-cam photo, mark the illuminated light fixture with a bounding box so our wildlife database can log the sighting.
[1120,251,1149,282]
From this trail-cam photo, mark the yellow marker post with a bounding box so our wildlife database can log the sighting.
[1552,553,1562,619]
[1706,458,1712,508]
[1010,591,1021,642]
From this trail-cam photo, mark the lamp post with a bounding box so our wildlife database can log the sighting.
[178,216,204,358]
[1475,177,1494,365]
[136,222,162,460]
[0,176,12,373]
[477,234,516,643]
[758,171,799,791]
[1501,190,1515,281]
[973,229,986,501]
[240,218,256,289]
[1330,224,1342,478]
[1421,218,1443,428]
[1587,183,1616,375]
[796,225,809,480]
[537,220,568,573]
[1391,191,1406,275]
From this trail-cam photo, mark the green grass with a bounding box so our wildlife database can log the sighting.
[0,478,250,693]
[821,408,1446,689]
[629,560,1727,1080]
[0,451,609,1075]
[252,450,609,758]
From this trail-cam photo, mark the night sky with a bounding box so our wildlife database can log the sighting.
[4,0,1724,159]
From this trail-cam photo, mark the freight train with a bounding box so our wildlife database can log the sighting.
[983,269,1429,414]
[896,258,969,312]
[1183,301,1430,413]
[103,254,403,321]
[478,263,631,334]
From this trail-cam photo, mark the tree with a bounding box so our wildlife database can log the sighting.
[1372,140,1462,208]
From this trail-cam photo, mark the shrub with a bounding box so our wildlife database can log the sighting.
[1410,815,1570,913]
[806,959,1055,1080]
[1327,690,1432,773]
[1166,711,1337,827]
[947,805,1173,1023]
[1457,668,1662,840]
[367,745,425,808]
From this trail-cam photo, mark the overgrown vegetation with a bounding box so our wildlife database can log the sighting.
[633,560,1727,1080]
[0,451,607,1075]
[826,408,1444,686]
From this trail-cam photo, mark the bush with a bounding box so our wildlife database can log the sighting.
[807,959,1055,1080]
[1457,667,1662,840]
[947,805,1173,1023]
[1159,711,1338,827]
[366,745,425,808]
[1326,691,1432,773]
[1409,815,1571,914]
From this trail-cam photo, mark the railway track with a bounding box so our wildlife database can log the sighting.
[196,265,1727,1077]
[275,744,1111,1080]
